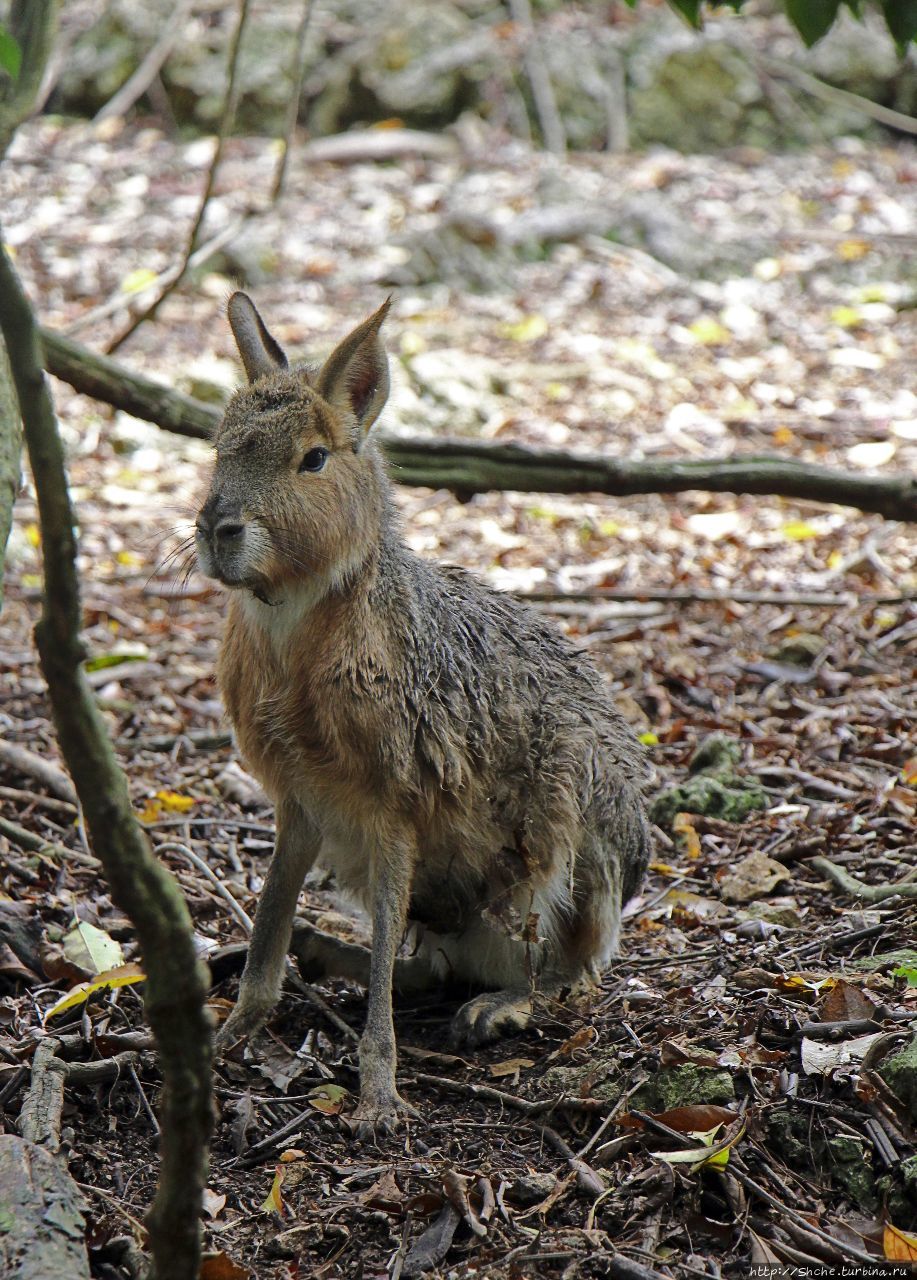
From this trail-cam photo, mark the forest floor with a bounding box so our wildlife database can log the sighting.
[1,113,916,1279]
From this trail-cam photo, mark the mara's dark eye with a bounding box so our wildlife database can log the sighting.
[298,446,328,473]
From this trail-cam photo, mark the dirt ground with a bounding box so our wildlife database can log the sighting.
[1,113,916,1278]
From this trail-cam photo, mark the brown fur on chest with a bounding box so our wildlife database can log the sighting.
[218,593,413,811]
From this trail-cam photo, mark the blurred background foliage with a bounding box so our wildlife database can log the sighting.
[2,0,914,155]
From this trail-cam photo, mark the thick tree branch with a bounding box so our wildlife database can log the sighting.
[0,242,212,1280]
[41,327,917,522]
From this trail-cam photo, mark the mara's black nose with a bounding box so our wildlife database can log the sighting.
[197,494,243,541]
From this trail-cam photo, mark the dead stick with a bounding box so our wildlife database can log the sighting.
[39,328,917,522]
[535,1122,605,1197]
[810,856,917,903]
[0,738,76,802]
[19,1037,65,1151]
[0,231,213,1280]
[730,1166,878,1266]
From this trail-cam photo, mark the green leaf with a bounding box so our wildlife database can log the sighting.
[880,0,917,47]
[783,0,841,45]
[893,965,917,987]
[63,921,124,975]
[667,0,703,27]
[0,26,21,79]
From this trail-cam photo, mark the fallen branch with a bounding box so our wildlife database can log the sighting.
[810,857,917,904]
[0,238,213,1280]
[41,328,917,520]
[0,738,77,803]
[761,54,917,138]
[0,813,99,867]
[19,1037,65,1151]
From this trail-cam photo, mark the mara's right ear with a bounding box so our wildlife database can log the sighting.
[227,292,289,382]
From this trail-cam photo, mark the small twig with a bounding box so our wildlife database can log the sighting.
[577,1082,642,1160]
[106,0,253,353]
[66,1050,141,1085]
[293,978,359,1044]
[0,1064,28,1108]
[535,1123,604,1197]
[63,218,244,337]
[0,783,77,814]
[0,738,76,802]
[0,814,99,867]
[506,0,566,154]
[522,587,913,608]
[863,1116,899,1168]
[77,1182,149,1237]
[128,1061,161,1135]
[124,730,233,753]
[93,0,194,124]
[798,1019,883,1040]
[811,856,917,904]
[156,841,254,935]
[791,922,887,959]
[270,0,318,203]
[409,1070,605,1117]
[759,53,917,137]
[730,1165,878,1267]
[236,1108,314,1165]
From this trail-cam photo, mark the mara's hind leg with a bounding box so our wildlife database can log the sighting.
[449,807,644,1049]
[290,921,437,996]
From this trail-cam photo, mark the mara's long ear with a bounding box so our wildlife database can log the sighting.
[227,291,289,382]
[316,299,391,445]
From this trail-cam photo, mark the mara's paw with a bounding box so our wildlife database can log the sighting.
[349,1090,419,1142]
[450,990,532,1049]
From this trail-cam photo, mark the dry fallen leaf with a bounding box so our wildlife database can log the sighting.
[44,963,146,1020]
[307,1083,349,1115]
[801,1032,885,1077]
[199,1252,251,1280]
[719,851,790,904]
[260,1165,286,1217]
[884,1221,917,1263]
[488,1057,536,1080]
[201,1188,227,1221]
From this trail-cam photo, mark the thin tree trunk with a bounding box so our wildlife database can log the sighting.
[41,327,917,522]
[0,1,59,604]
[0,242,213,1280]
[0,337,21,610]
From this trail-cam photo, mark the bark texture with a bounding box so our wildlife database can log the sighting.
[0,240,213,1280]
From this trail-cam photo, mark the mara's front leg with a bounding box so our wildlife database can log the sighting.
[216,799,320,1050]
[352,835,419,1138]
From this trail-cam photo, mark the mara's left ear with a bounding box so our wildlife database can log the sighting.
[316,299,391,446]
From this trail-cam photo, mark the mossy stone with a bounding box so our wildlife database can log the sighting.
[630,1065,734,1113]
[878,1036,917,1124]
[650,733,768,828]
